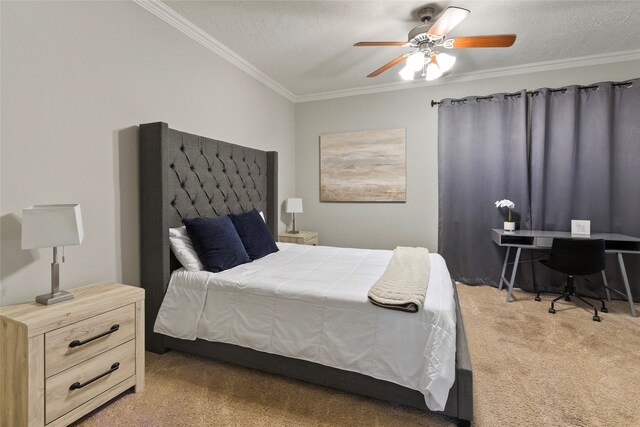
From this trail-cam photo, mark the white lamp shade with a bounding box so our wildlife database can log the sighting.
[425,62,443,81]
[22,204,84,249]
[286,198,303,214]
[436,52,456,73]
[398,64,415,81]
[405,51,424,72]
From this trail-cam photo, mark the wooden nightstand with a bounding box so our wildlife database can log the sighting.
[0,282,145,426]
[279,230,319,246]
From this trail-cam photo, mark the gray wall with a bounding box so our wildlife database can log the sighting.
[0,1,295,305]
[295,60,640,250]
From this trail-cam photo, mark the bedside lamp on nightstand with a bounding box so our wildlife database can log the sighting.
[286,198,303,234]
[22,204,84,305]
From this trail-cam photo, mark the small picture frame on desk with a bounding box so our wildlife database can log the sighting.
[571,220,591,236]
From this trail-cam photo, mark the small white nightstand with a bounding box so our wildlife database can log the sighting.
[0,282,145,426]
[279,230,319,246]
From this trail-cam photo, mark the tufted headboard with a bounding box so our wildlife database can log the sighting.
[139,122,278,352]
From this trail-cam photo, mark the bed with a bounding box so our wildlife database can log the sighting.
[139,122,473,425]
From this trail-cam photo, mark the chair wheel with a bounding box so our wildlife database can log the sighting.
[593,315,601,322]
[548,308,556,314]
[534,296,541,302]
[564,296,571,302]
[601,307,608,313]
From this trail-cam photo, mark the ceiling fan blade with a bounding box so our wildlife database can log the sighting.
[427,6,470,38]
[446,34,517,48]
[367,53,411,78]
[354,41,409,47]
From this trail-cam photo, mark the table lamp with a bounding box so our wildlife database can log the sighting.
[286,198,303,234]
[21,204,84,305]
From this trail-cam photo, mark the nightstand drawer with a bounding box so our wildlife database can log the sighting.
[305,237,319,246]
[45,304,135,377]
[45,340,136,424]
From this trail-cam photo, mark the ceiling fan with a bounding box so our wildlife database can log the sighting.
[354,6,516,81]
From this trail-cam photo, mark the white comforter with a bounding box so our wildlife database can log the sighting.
[154,243,457,411]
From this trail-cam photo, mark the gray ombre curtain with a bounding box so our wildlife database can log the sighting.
[530,79,640,300]
[438,92,530,285]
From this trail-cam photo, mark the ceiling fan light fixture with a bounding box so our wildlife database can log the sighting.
[435,52,456,73]
[406,51,425,71]
[425,61,443,81]
[399,64,415,80]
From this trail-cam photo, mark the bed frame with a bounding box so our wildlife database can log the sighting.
[139,122,473,426]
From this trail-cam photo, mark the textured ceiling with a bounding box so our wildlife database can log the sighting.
[163,1,640,97]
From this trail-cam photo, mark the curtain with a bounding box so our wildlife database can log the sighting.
[438,92,530,285]
[530,79,640,300]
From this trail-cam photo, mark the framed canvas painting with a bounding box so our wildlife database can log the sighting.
[320,128,406,202]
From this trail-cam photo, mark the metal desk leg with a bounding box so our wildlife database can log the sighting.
[506,248,521,303]
[601,271,611,302]
[617,253,637,317]
[499,246,511,291]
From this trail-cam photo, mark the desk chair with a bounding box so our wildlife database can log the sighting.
[539,238,607,322]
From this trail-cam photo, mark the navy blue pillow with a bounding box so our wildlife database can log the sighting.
[229,209,279,260]
[183,216,250,273]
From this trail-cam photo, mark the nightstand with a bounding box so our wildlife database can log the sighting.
[279,230,319,246]
[0,282,145,426]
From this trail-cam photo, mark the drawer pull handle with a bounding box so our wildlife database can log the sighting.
[69,324,120,348]
[69,362,120,390]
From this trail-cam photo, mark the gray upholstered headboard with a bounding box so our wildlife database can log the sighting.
[139,122,278,352]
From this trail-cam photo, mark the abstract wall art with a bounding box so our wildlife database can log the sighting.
[320,128,406,202]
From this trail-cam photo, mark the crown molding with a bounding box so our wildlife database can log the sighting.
[296,49,640,103]
[133,0,296,103]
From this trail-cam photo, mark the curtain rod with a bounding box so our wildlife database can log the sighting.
[430,81,634,107]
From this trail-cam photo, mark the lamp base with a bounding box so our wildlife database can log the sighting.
[36,290,74,305]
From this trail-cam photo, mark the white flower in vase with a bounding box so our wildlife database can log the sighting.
[495,199,516,231]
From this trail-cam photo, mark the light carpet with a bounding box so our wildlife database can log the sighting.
[461,285,639,426]
[74,284,639,426]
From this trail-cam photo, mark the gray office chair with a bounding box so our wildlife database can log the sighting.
[539,238,607,322]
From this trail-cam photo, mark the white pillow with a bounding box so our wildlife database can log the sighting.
[169,226,204,271]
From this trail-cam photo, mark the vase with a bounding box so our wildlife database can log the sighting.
[504,221,516,232]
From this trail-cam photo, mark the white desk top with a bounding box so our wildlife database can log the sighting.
[491,229,640,254]
[492,229,640,242]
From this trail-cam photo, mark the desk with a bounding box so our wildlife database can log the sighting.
[492,229,640,317]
